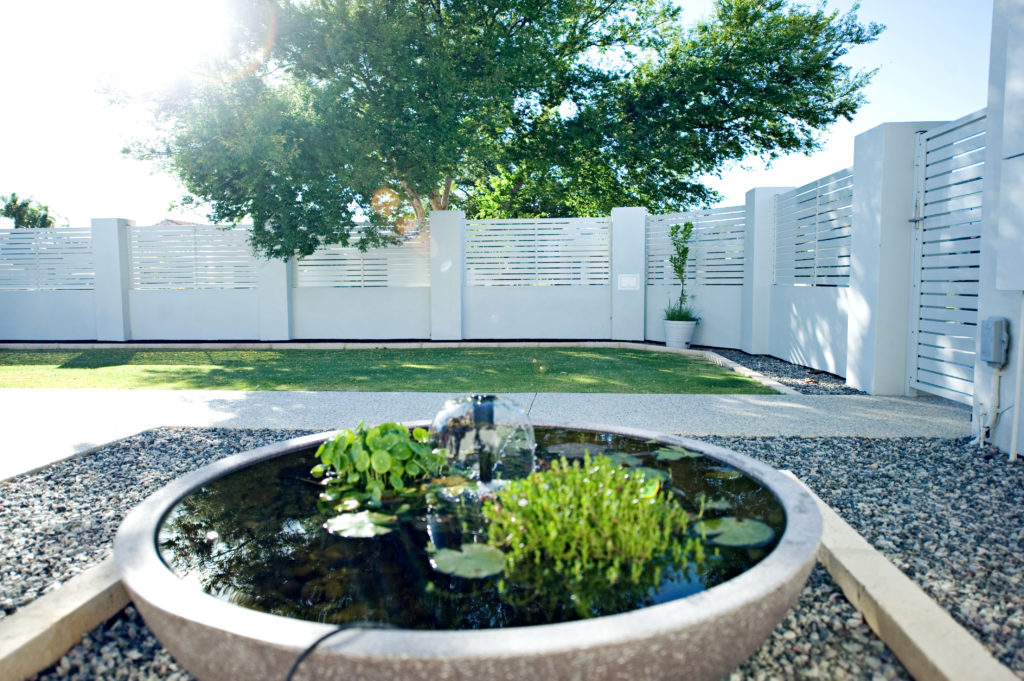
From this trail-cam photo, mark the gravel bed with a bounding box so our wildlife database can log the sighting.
[697,346,865,395]
[704,435,1024,677]
[0,428,314,619]
[32,565,910,681]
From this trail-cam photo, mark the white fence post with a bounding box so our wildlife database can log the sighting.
[610,207,647,341]
[741,187,791,355]
[90,218,133,341]
[257,258,292,341]
[429,210,465,340]
[846,122,939,394]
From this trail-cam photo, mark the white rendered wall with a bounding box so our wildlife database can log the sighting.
[292,288,431,339]
[846,122,938,395]
[769,286,850,376]
[645,284,742,349]
[129,290,261,340]
[463,286,611,339]
[974,0,1024,454]
[0,291,97,340]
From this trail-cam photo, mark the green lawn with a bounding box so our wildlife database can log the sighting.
[0,347,776,394]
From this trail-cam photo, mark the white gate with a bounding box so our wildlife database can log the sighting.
[907,109,986,405]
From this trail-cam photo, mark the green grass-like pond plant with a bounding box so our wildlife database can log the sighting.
[482,454,704,617]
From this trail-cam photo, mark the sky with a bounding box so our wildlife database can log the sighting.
[0,0,994,227]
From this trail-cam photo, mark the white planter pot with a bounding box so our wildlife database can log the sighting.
[664,320,697,349]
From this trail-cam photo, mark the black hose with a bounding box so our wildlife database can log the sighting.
[284,621,398,681]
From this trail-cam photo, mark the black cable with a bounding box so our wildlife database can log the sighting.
[284,620,398,681]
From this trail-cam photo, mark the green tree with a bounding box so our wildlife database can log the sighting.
[1,193,62,229]
[133,0,881,259]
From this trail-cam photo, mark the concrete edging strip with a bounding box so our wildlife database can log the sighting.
[782,472,1018,681]
[0,557,128,681]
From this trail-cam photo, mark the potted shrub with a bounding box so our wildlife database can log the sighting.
[664,221,700,348]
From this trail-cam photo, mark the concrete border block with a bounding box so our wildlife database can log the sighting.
[783,472,1018,681]
[0,557,129,681]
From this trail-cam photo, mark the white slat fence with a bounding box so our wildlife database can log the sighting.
[128,225,257,290]
[0,228,94,290]
[646,205,746,287]
[294,227,430,288]
[465,217,610,286]
[774,168,854,287]
[907,109,986,405]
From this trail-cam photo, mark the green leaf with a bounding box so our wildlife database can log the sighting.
[635,466,669,482]
[606,452,642,467]
[697,516,775,548]
[431,544,506,579]
[655,445,702,461]
[324,511,395,538]
[370,449,392,474]
[311,464,326,478]
[707,467,742,480]
[639,476,661,498]
[389,473,405,490]
[413,427,429,443]
[355,450,370,472]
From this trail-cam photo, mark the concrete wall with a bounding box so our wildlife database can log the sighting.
[974,0,1024,457]
[0,291,97,340]
[292,288,431,340]
[769,285,850,377]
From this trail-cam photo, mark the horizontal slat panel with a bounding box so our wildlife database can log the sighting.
[0,228,95,290]
[774,167,853,287]
[467,217,610,287]
[129,225,258,290]
[646,206,746,287]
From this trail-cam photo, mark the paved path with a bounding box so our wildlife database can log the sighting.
[0,389,971,481]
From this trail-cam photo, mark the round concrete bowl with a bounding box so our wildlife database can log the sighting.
[115,422,821,681]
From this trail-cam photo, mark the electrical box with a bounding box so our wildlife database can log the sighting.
[980,317,1010,368]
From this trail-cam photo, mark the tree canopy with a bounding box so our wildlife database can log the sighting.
[133,0,882,259]
[1,193,62,229]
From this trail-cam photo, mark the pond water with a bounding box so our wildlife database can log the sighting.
[157,427,785,630]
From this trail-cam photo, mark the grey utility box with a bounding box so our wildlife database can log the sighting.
[979,317,1010,368]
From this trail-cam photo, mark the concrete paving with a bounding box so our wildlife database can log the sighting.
[0,389,971,482]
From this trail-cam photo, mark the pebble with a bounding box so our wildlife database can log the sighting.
[696,346,866,395]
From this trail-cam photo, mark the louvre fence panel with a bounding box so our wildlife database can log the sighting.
[0,228,94,290]
[646,205,746,287]
[465,218,610,286]
[908,109,986,405]
[294,228,430,288]
[129,225,258,290]
[774,168,854,287]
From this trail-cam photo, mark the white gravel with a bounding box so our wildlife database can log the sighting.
[697,346,866,395]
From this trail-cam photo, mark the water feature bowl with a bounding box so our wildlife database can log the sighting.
[115,420,821,681]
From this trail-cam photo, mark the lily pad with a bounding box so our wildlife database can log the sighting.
[707,467,742,480]
[324,511,395,538]
[606,452,643,467]
[431,544,506,579]
[697,516,774,548]
[655,445,702,461]
[635,466,669,482]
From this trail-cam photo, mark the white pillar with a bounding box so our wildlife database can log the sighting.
[257,258,292,340]
[741,187,791,355]
[90,218,133,341]
[845,122,938,395]
[429,210,465,341]
[610,207,647,341]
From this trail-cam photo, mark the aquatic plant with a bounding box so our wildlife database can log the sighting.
[482,453,703,617]
[312,423,447,510]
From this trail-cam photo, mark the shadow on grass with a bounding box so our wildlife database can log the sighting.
[59,351,138,369]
